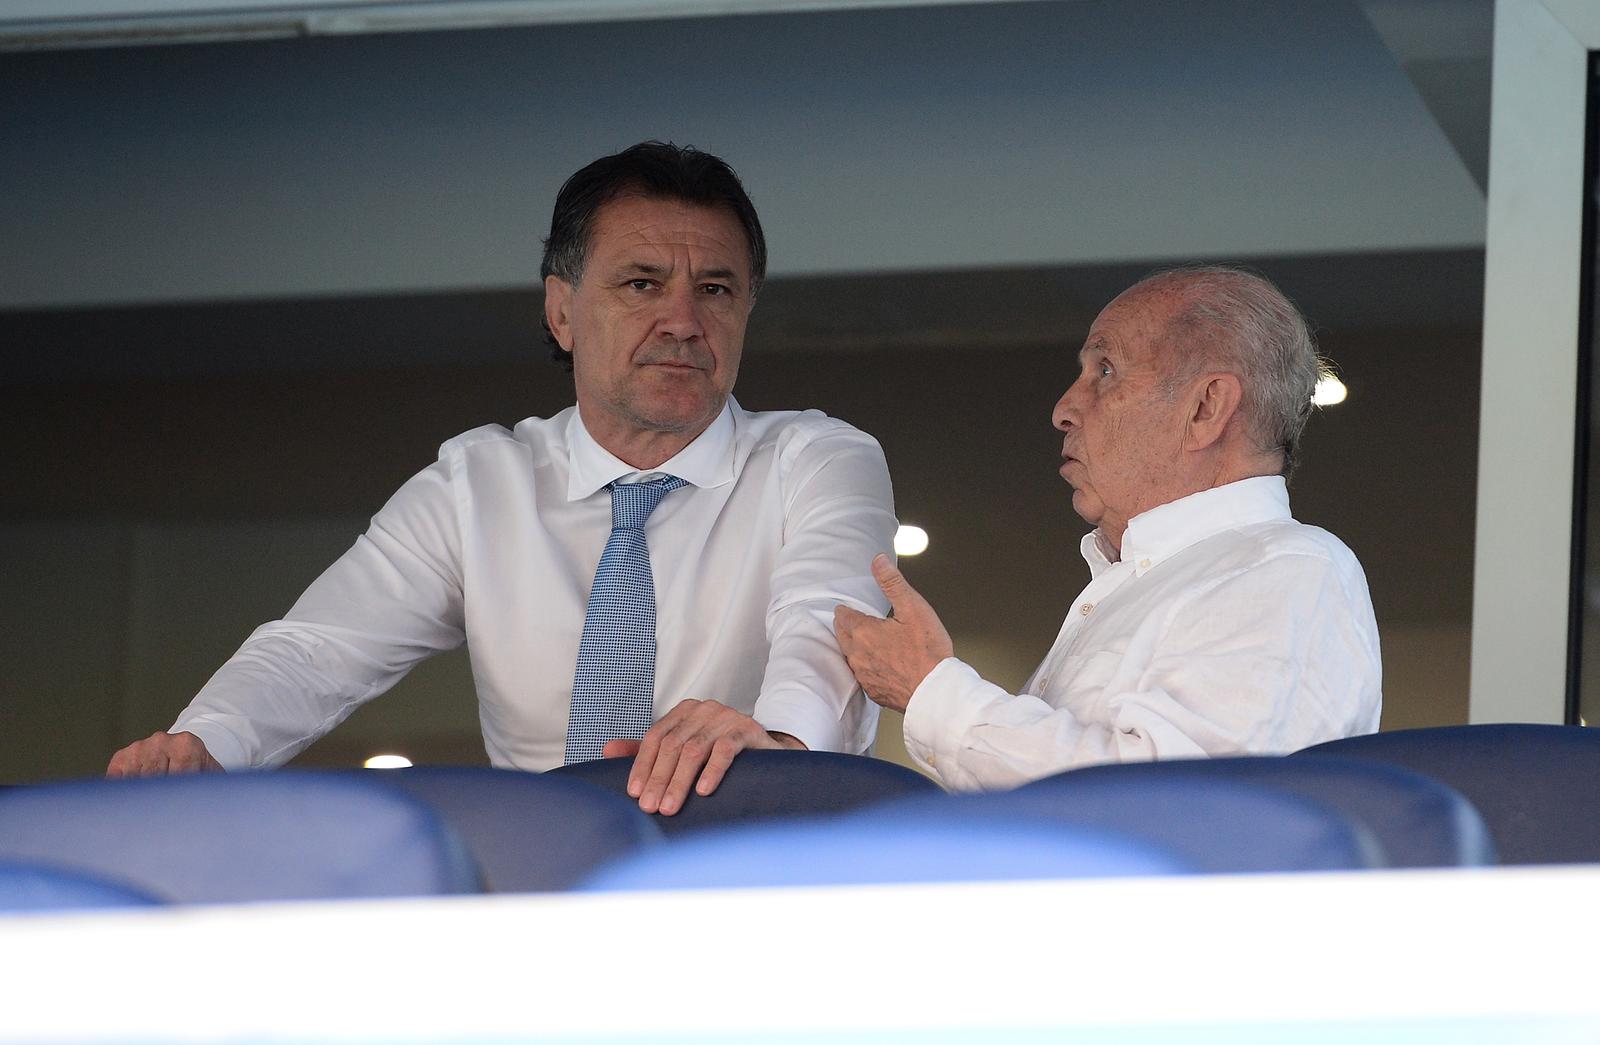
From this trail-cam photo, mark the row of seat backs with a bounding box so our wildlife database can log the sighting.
[575,724,1600,887]
[0,724,1592,908]
[1296,723,1600,865]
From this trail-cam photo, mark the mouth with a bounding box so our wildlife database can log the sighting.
[642,361,706,374]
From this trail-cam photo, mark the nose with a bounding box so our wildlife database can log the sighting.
[655,282,705,342]
[1052,380,1082,433]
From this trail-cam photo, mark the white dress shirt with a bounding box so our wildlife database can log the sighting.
[903,476,1381,791]
[173,399,897,770]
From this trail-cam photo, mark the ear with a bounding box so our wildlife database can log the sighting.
[543,274,576,354]
[1183,372,1244,452]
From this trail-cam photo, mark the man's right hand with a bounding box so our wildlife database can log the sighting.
[106,731,222,778]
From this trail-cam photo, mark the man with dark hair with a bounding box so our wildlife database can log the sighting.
[836,266,1380,790]
[109,142,896,814]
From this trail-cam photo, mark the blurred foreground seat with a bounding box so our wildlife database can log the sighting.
[1295,723,1600,864]
[356,766,661,892]
[893,774,1385,874]
[1025,754,1493,867]
[583,814,1191,890]
[0,772,479,903]
[548,749,940,834]
[0,861,164,914]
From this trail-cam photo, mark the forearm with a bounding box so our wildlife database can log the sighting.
[900,658,1186,790]
[172,618,436,768]
[754,602,880,754]
[172,458,469,768]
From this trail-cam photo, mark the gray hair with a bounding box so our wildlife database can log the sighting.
[1138,265,1326,476]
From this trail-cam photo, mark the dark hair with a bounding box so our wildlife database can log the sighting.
[539,141,767,370]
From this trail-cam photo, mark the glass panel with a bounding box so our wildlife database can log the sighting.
[1575,54,1600,726]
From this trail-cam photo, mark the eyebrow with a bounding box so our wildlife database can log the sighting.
[613,261,667,278]
[1078,337,1115,365]
[610,261,745,288]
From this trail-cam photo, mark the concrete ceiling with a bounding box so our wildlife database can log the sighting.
[0,0,1491,312]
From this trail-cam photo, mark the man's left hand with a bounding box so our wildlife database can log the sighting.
[603,701,804,815]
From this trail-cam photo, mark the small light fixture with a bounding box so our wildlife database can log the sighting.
[1312,376,1348,407]
[894,525,930,557]
[364,754,413,770]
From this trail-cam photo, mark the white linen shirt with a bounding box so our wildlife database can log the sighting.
[903,476,1381,791]
[173,399,897,771]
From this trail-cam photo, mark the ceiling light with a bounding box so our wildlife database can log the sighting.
[894,525,929,556]
[363,754,413,769]
[1312,376,1348,406]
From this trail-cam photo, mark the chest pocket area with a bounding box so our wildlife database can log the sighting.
[1033,649,1132,719]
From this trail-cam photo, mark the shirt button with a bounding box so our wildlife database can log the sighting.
[1139,559,1151,569]
[1079,603,1094,616]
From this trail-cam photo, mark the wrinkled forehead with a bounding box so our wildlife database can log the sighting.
[590,194,752,270]
[1081,284,1187,366]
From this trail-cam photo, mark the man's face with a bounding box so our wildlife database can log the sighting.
[545,194,753,450]
[1051,287,1194,545]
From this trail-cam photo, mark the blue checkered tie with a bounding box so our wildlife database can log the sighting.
[564,475,688,764]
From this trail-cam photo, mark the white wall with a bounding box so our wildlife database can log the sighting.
[0,0,1484,310]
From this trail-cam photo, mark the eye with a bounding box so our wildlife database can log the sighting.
[1096,358,1113,378]
[627,278,656,292]
[699,283,730,297]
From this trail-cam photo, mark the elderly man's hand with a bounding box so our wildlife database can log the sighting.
[834,554,954,713]
[106,731,223,778]
[603,701,805,815]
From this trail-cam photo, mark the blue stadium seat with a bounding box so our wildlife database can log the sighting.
[583,814,1191,890]
[548,749,941,834]
[0,771,480,903]
[1026,755,1494,867]
[1295,723,1600,864]
[356,766,662,892]
[895,775,1383,873]
[0,861,163,914]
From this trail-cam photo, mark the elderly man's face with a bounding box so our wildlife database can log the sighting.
[1051,287,1194,548]
[546,194,753,452]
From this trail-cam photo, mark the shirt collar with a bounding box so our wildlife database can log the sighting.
[1079,475,1291,579]
[566,399,738,501]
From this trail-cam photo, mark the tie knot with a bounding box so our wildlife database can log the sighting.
[608,475,687,530]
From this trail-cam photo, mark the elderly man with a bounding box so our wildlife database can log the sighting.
[836,266,1379,791]
[109,141,896,814]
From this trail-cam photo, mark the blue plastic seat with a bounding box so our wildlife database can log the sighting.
[356,766,662,892]
[583,814,1191,891]
[1026,755,1494,867]
[0,771,480,903]
[0,861,164,914]
[1295,723,1600,864]
[548,749,941,834]
[897,775,1383,874]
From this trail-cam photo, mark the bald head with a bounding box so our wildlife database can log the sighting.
[1122,266,1321,475]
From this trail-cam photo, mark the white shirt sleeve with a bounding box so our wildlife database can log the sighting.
[902,551,1382,791]
[751,424,897,754]
[173,454,467,769]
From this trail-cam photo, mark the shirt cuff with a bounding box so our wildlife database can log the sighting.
[902,657,996,786]
[752,689,844,753]
[171,718,249,771]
